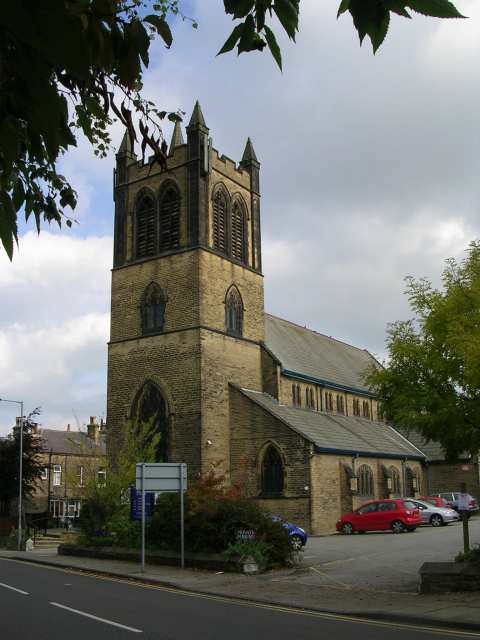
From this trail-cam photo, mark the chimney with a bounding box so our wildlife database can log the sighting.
[87,416,99,442]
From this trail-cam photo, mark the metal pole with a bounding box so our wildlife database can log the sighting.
[180,464,185,570]
[18,401,23,551]
[141,463,145,573]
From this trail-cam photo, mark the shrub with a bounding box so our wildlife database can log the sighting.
[149,473,293,568]
[224,540,270,567]
[455,544,480,564]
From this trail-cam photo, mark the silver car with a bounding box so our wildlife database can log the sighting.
[409,498,459,527]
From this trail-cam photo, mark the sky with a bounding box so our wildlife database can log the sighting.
[1,0,479,435]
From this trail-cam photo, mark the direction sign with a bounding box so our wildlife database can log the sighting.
[130,488,155,521]
[135,463,187,493]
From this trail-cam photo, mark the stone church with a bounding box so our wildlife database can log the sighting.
[107,102,426,534]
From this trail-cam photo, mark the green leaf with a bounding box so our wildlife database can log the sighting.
[238,14,256,52]
[273,0,299,41]
[349,0,390,51]
[337,0,351,18]
[225,0,255,19]
[264,26,282,70]
[217,23,245,55]
[406,0,465,18]
[0,191,17,260]
[143,14,173,47]
[12,180,26,212]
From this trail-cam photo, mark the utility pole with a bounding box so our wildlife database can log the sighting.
[460,481,470,555]
[0,398,24,550]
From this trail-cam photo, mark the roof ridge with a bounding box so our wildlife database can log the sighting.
[265,312,369,354]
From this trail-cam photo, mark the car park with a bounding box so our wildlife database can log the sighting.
[270,515,308,549]
[434,492,479,515]
[408,498,459,527]
[336,499,422,534]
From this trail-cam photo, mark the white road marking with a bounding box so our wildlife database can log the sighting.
[50,602,142,633]
[0,582,29,595]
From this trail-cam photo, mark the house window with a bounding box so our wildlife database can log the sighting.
[390,466,401,496]
[336,395,345,414]
[97,467,107,487]
[53,464,62,487]
[40,467,48,481]
[261,446,284,495]
[231,199,246,263]
[159,184,180,252]
[225,286,243,337]
[135,194,156,258]
[141,282,166,334]
[358,464,374,497]
[213,188,228,255]
[362,401,371,419]
[77,465,84,487]
[325,392,333,412]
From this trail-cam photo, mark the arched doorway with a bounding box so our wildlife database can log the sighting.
[131,381,169,462]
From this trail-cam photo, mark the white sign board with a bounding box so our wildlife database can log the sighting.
[136,463,187,493]
[458,493,470,511]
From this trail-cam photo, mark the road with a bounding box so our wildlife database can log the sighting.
[0,558,476,640]
[298,516,480,592]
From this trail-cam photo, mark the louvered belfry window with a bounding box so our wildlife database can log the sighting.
[141,282,166,334]
[231,200,246,263]
[213,189,228,254]
[136,195,156,258]
[159,185,180,252]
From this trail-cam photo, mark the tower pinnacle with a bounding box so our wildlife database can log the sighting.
[169,120,185,154]
[188,100,207,128]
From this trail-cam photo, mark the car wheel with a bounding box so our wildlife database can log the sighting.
[290,534,303,550]
[430,514,443,527]
[391,520,405,534]
[341,522,354,535]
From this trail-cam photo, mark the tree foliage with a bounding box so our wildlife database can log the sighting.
[0,0,463,259]
[0,409,44,513]
[366,242,480,459]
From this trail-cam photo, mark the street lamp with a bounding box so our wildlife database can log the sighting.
[0,398,24,550]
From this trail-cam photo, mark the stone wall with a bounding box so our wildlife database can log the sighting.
[426,461,480,498]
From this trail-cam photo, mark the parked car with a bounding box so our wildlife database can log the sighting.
[418,495,450,509]
[270,515,308,549]
[433,492,479,515]
[336,499,422,534]
[408,498,459,527]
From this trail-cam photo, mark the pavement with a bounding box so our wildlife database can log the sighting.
[1,543,480,633]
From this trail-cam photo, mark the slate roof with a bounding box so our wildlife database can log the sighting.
[37,429,106,456]
[264,314,379,395]
[236,387,426,460]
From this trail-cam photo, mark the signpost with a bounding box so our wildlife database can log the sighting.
[130,487,154,521]
[135,463,187,572]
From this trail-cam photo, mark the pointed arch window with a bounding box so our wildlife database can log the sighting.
[261,445,284,496]
[225,286,243,337]
[213,188,228,255]
[231,199,246,263]
[135,194,156,258]
[358,464,374,497]
[141,282,166,334]
[131,381,169,462]
[362,401,371,419]
[405,467,417,497]
[159,184,180,252]
[390,466,401,496]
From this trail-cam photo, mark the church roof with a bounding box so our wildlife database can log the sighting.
[37,429,106,456]
[264,314,379,396]
[236,387,426,460]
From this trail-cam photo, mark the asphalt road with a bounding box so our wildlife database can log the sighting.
[0,558,475,640]
[299,516,480,592]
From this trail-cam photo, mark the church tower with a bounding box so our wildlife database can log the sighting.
[107,102,264,477]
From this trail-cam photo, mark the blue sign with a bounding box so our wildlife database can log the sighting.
[130,487,155,521]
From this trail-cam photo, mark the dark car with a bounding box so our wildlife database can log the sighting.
[434,492,479,515]
[271,515,308,550]
[336,499,422,534]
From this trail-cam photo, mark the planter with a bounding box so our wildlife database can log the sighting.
[420,561,480,593]
[58,544,256,573]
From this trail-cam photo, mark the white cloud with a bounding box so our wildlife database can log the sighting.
[0,232,111,435]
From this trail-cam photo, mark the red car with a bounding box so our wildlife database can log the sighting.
[336,499,422,534]
[418,496,449,509]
